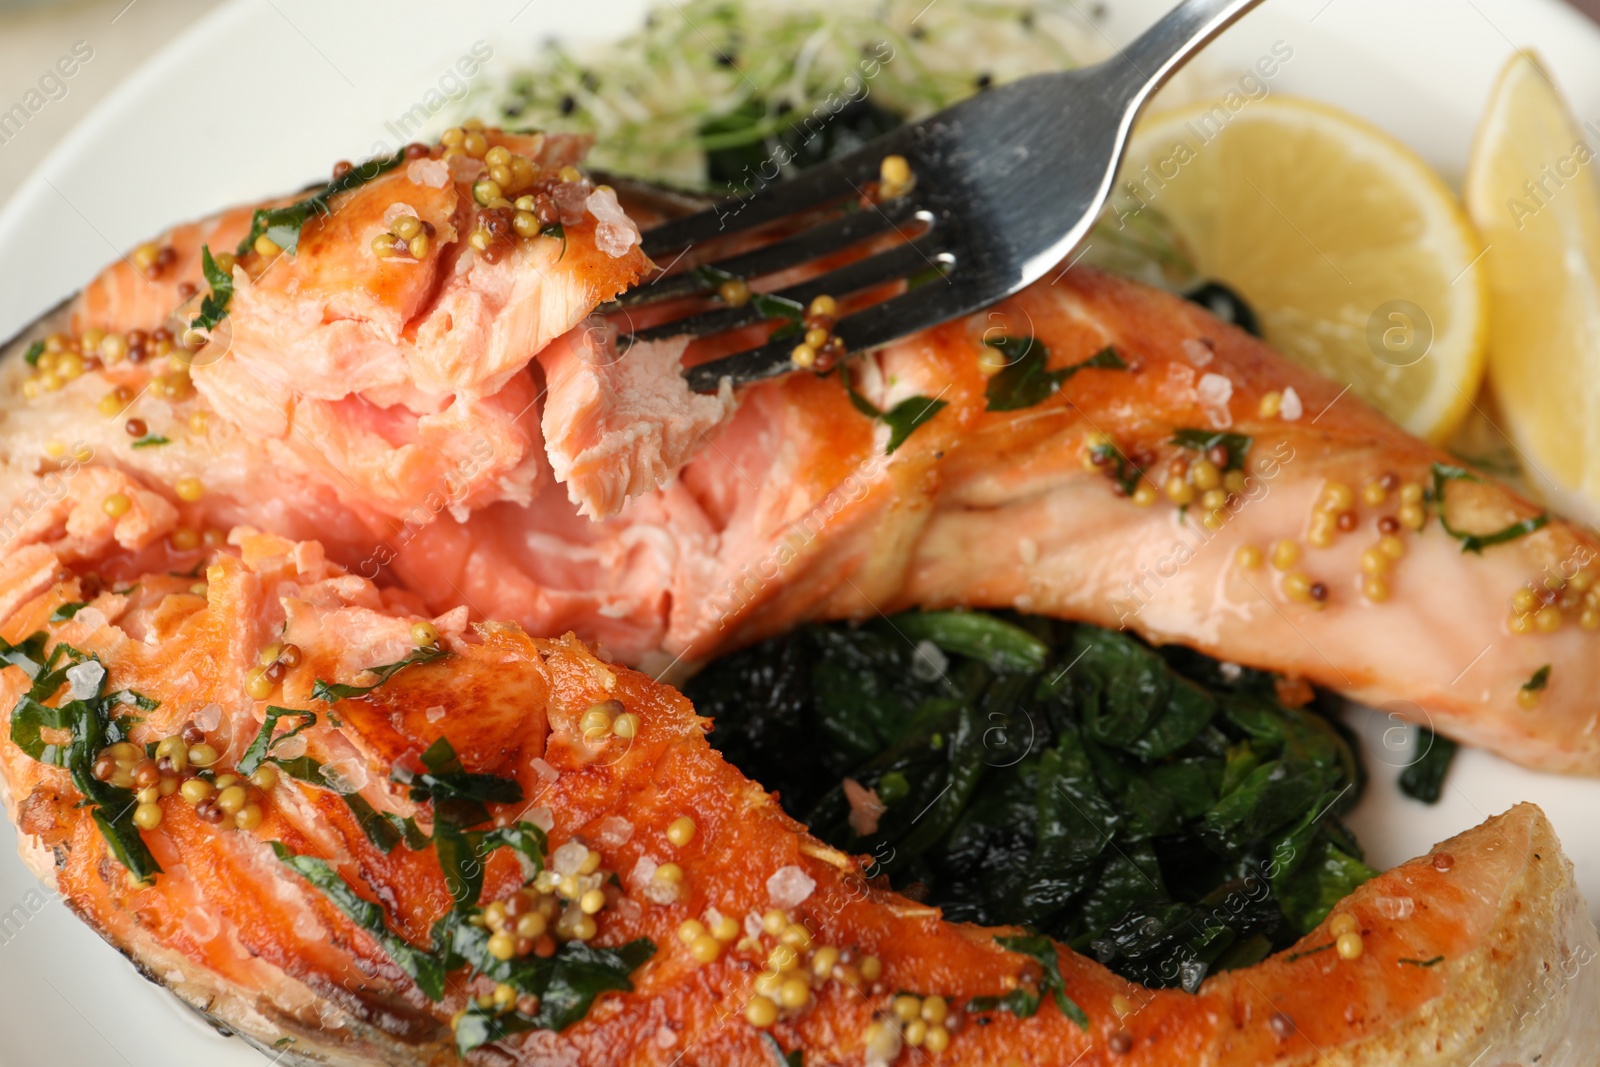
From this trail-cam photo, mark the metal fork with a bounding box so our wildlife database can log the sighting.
[622,0,1265,393]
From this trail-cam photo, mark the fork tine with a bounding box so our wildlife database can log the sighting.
[627,195,927,310]
[640,146,896,258]
[625,234,952,346]
[683,280,959,393]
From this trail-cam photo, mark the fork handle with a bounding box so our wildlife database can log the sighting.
[1110,0,1267,104]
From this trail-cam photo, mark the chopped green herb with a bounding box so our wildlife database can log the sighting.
[49,602,89,623]
[266,753,425,850]
[1284,941,1334,963]
[23,341,44,366]
[1170,429,1252,470]
[236,149,407,257]
[983,337,1125,412]
[692,264,806,334]
[760,1032,804,1067]
[1398,955,1444,967]
[1429,463,1549,553]
[236,706,316,776]
[542,220,567,260]
[1398,726,1458,805]
[435,821,547,908]
[1522,664,1551,693]
[3,633,162,881]
[451,938,655,1053]
[344,792,405,854]
[312,643,450,702]
[270,843,445,1000]
[129,435,171,449]
[192,245,234,332]
[975,934,1090,1029]
[842,366,946,453]
[1087,436,1146,497]
[109,690,159,712]
[393,736,523,832]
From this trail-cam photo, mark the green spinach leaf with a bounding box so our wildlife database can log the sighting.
[1397,726,1457,805]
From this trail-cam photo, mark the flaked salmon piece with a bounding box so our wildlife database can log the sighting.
[35,131,650,526]
[538,328,735,519]
[0,505,1594,1065]
[370,266,1600,775]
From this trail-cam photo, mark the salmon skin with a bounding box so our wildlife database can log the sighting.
[0,513,1595,1066]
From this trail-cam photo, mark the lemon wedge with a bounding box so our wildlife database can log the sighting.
[1464,52,1600,522]
[1115,96,1487,443]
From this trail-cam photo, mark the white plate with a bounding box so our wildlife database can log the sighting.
[1,0,1599,1063]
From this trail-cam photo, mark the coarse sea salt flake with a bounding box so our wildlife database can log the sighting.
[383,202,419,227]
[532,758,560,783]
[407,158,449,188]
[595,815,634,848]
[767,865,815,909]
[1374,894,1415,921]
[1281,386,1304,421]
[1181,337,1215,366]
[552,841,590,876]
[65,661,105,702]
[1197,372,1233,409]
[586,187,641,258]
[909,640,947,683]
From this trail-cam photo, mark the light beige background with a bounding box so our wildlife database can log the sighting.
[0,0,220,205]
[4,0,1600,210]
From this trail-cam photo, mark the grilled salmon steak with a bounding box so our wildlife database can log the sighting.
[12,265,1596,772]
[0,518,1595,1066]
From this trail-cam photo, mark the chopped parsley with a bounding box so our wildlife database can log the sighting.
[271,843,447,999]
[1170,429,1252,470]
[1429,463,1549,553]
[969,934,1089,1029]
[3,632,161,881]
[983,337,1125,412]
[1087,435,1145,496]
[1522,664,1551,693]
[49,602,89,623]
[692,264,806,337]
[451,938,656,1053]
[23,341,44,366]
[393,736,523,831]
[236,147,408,257]
[1398,955,1445,967]
[192,245,234,332]
[129,435,171,449]
[312,643,450,702]
[842,365,946,454]
[236,705,317,776]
